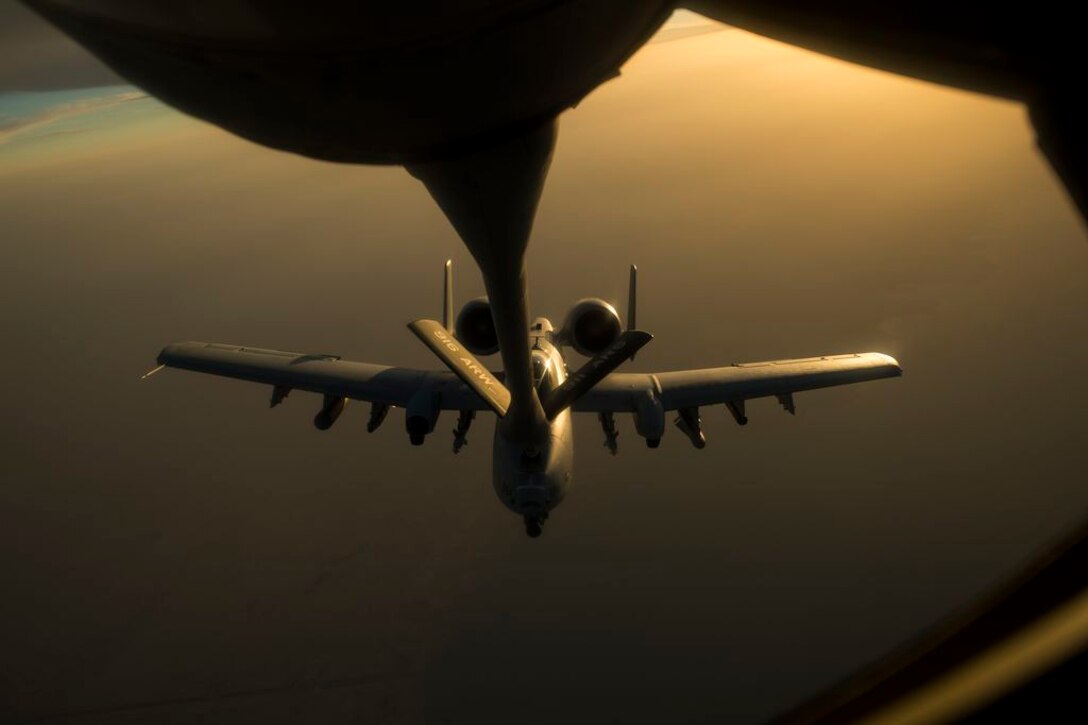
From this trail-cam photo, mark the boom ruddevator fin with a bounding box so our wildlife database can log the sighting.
[543,330,652,419]
[408,318,510,416]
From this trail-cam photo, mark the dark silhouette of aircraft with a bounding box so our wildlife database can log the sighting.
[20,2,1084,218]
[146,263,900,536]
[20,2,1085,221]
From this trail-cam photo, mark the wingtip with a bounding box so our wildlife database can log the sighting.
[871,352,903,374]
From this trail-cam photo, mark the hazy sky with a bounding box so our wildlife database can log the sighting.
[2,12,1087,725]
[0,1,120,90]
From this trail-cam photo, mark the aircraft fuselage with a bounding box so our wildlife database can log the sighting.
[492,319,573,535]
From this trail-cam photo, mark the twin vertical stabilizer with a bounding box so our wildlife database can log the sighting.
[443,259,453,332]
[413,259,649,420]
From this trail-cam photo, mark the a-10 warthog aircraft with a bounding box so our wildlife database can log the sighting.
[148,262,901,538]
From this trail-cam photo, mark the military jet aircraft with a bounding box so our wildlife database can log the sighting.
[147,262,901,537]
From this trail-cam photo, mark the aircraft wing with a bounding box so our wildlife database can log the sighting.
[154,341,494,411]
[573,353,902,414]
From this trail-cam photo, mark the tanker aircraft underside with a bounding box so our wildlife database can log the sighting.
[147,263,901,537]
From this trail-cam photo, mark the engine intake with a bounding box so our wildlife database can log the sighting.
[455,297,498,356]
[561,298,622,357]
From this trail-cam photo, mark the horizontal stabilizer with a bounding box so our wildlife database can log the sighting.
[408,319,510,416]
[543,330,652,419]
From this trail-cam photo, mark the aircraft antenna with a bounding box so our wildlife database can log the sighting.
[443,259,453,331]
[140,364,165,380]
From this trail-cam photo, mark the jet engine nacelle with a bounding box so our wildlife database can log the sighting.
[454,297,499,356]
[560,298,623,357]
